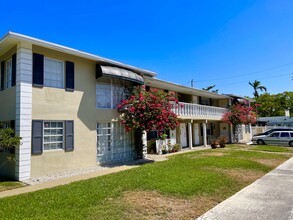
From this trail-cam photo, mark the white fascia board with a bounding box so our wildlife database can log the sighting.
[1,32,156,77]
[145,76,231,99]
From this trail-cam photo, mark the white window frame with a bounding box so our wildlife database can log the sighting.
[96,121,134,162]
[96,78,130,109]
[5,59,12,89]
[44,57,65,89]
[96,122,112,156]
[43,121,64,151]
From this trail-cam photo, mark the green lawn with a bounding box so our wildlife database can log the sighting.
[250,145,293,153]
[0,145,292,219]
[226,144,293,153]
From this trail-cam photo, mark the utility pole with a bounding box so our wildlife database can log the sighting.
[191,79,195,88]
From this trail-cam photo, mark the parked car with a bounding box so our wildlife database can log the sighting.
[251,131,293,146]
[253,128,293,136]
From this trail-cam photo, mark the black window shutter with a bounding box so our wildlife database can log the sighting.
[1,61,4,91]
[33,53,44,86]
[32,120,43,155]
[199,96,202,105]
[65,120,74,152]
[11,54,16,87]
[209,98,212,106]
[65,61,74,91]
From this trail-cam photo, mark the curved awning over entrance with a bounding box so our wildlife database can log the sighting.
[96,65,144,85]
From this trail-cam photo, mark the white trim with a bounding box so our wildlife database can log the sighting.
[5,58,12,89]
[15,44,32,181]
[96,78,130,109]
[44,57,65,89]
[1,32,156,77]
[144,76,230,99]
[43,121,64,151]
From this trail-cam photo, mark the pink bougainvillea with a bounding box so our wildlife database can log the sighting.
[222,102,256,126]
[222,102,256,142]
[117,86,180,132]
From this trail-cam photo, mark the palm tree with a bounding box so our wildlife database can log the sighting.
[249,80,267,98]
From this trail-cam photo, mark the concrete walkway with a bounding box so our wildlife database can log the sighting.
[198,157,293,220]
[0,146,209,199]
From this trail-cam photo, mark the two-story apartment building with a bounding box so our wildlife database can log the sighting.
[0,32,158,180]
[0,32,246,181]
[144,77,231,151]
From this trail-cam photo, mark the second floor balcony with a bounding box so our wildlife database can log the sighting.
[172,102,229,120]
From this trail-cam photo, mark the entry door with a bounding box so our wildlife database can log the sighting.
[180,123,187,147]
[193,123,200,145]
[220,123,229,137]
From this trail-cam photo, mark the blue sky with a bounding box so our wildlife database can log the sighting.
[1,0,292,97]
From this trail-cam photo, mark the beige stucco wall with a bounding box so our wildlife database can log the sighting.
[31,46,119,178]
[0,47,17,122]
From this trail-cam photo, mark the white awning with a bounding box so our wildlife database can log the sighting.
[96,65,144,85]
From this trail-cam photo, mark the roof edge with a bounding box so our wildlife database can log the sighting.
[1,31,156,77]
[145,76,231,99]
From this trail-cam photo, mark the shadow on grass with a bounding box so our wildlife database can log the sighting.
[100,158,155,168]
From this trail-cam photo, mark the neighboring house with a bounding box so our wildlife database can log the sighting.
[0,32,251,181]
[257,116,293,127]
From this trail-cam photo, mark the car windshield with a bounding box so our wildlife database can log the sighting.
[263,130,274,135]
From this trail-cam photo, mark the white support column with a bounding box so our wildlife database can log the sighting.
[230,124,234,143]
[249,124,253,141]
[203,122,207,147]
[188,123,193,149]
[15,42,32,181]
[142,130,147,158]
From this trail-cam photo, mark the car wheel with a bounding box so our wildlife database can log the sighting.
[289,141,293,147]
[257,139,265,145]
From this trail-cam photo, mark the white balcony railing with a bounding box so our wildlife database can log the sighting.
[172,102,228,119]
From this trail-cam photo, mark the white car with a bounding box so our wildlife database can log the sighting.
[251,131,293,147]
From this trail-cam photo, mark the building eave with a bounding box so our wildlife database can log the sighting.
[0,31,156,77]
[145,76,231,99]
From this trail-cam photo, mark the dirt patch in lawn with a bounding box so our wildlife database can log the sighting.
[120,191,219,220]
[224,169,265,184]
[202,167,265,185]
[202,152,227,157]
[186,152,228,159]
[251,158,285,168]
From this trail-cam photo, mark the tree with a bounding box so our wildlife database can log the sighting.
[202,85,219,94]
[222,103,256,142]
[254,92,293,117]
[0,125,21,168]
[0,126,21,151]
[249,80,267,98]
[117,86,180,158]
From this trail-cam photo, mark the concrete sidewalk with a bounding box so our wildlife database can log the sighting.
[198,157,293,220]
[0,163,141,199]
[0,146,209,199]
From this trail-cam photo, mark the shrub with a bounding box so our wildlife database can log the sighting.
[217,136,228,148]
[211,140,218,149]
